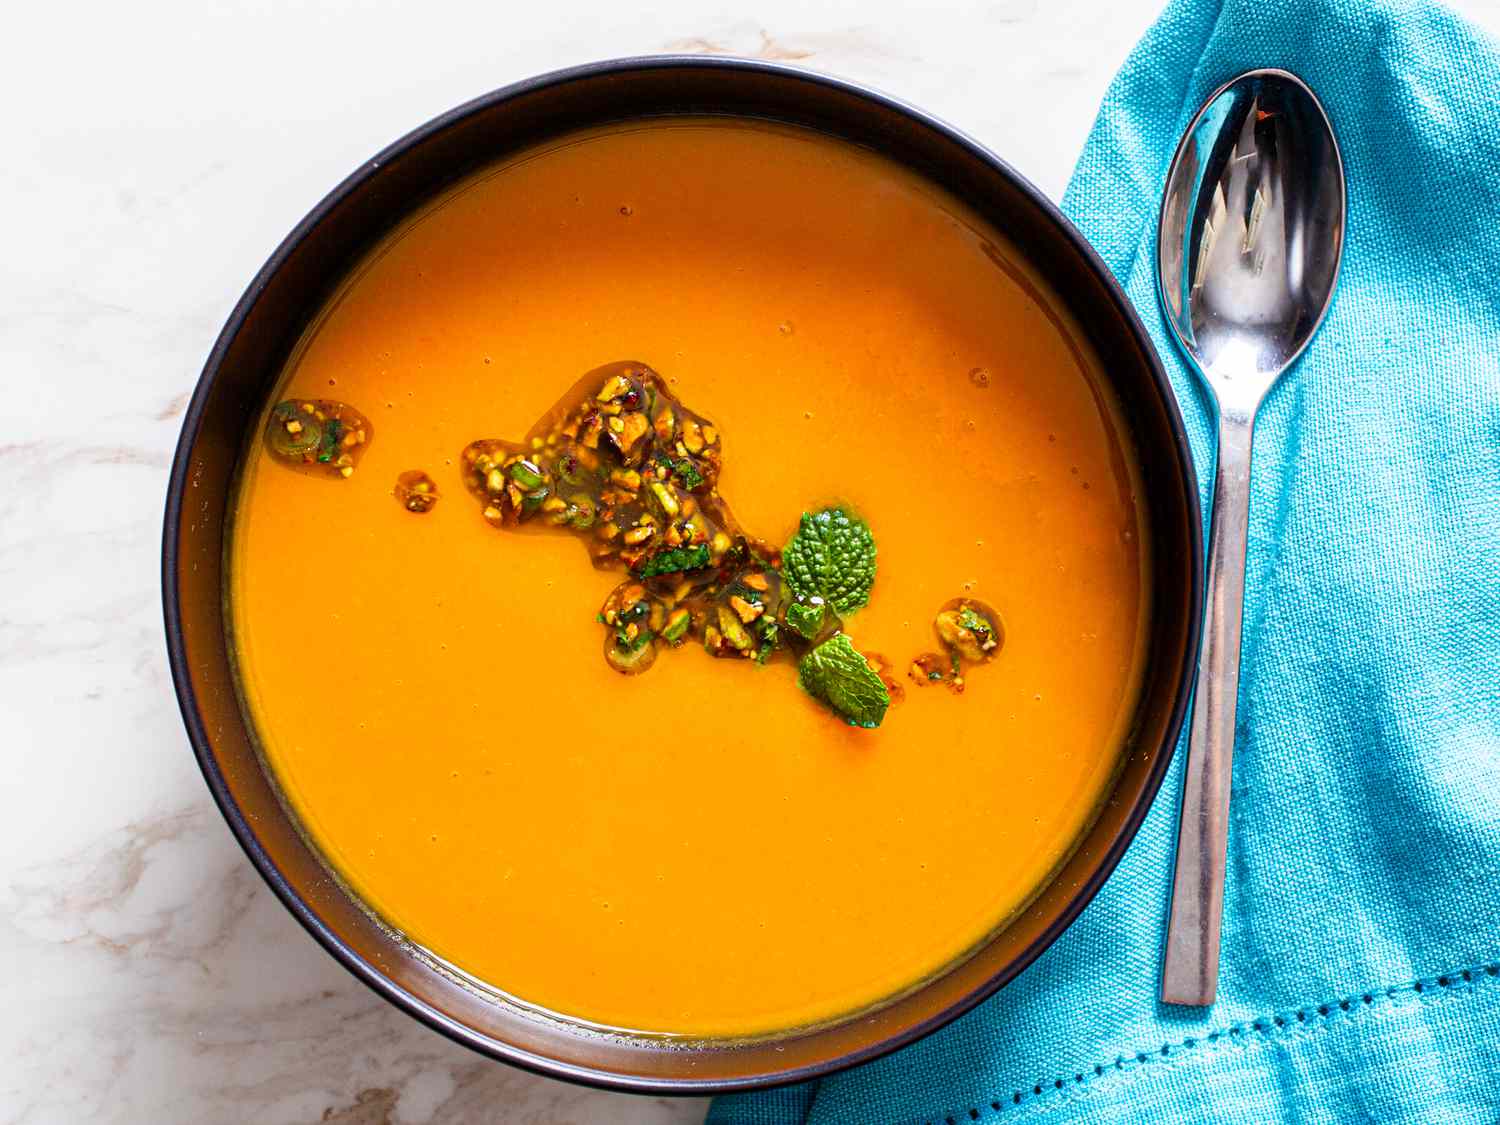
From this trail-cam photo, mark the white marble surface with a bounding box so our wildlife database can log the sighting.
[6,2,1499,1122]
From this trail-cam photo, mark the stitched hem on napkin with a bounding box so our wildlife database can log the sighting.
[919,960,1500,1125]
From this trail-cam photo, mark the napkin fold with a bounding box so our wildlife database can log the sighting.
[711,0,1500,1121]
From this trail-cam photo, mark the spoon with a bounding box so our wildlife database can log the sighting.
[1156,68,1345,1006]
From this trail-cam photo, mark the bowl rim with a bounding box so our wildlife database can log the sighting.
[163,54,1201,1096]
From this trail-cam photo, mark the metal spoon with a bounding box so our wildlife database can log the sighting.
[1156,69,1346,1006]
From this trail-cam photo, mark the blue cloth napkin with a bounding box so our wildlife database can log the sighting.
[710,1,1500,1121]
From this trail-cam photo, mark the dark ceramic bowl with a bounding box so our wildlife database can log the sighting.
[163,57,1201,1095]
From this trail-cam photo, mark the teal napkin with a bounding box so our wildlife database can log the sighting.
[710,0,1500,1121]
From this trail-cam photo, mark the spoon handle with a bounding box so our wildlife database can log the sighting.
[1161,410,1255,1006]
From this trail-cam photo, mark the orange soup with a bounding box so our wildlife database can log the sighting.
[230,119,1149,1037]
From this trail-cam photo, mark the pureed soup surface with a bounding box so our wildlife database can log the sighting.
[231,119,1149,1037]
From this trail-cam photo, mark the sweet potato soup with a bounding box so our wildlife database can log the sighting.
[230,118,1149,1038]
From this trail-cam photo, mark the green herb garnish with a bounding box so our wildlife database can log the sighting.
[782,507,877,614]
[653,453,706,492]
[614,626,653,653]
[316,417,343,463]
[797,633,890,728]
[635,543,712,578]
[754,618,781,664]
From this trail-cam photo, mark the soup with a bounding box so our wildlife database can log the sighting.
[229,119,1149,1038]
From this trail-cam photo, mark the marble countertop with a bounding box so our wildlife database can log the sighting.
[6,1,1497,1122]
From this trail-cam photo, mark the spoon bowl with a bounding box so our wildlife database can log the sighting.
[1157,68,1345,1006]
[1160,68,1345,404]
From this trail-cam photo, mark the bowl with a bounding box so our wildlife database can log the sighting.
[163,56,1201,1094]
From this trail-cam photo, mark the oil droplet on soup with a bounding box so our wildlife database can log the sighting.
[230,118,1150,1037]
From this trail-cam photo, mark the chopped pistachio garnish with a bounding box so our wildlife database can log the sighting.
[264,398,373,478]
[394,469,439,513]
[935,598,1003,663]
[909,651,961,692]
[662,607,692,645]
[461,362,773,676]
[912,598,1004,694]
[459,361,930,731]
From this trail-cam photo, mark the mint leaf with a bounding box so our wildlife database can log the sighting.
[781,508,876,614]
[785,598,827,641]
[797,633,890,728]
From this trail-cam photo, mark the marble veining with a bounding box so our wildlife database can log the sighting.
[4,0,1497,1121]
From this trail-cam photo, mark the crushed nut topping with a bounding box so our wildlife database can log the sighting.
[394,469,439,513]
[264,399,373,478]
[461,362,790,674]
[910,598,1003,692]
